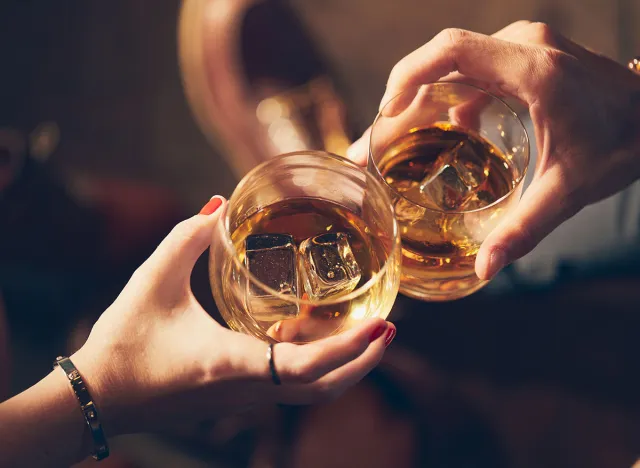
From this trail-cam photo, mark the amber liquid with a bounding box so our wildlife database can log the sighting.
[228,198,383,343]
[377,124,517,300]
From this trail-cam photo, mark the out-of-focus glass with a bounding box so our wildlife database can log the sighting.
[210,151,401,343]
[368,82,529,301]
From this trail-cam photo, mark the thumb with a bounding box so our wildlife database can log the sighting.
[475,169,578,280]
[144,196,226,284]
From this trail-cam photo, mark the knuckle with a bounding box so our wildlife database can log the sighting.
[129,262,153,286]
[509,19,533,30]
[286,356,320,384]
[527,22,558,46]
[534,48,575,96]
[129,264,145,281]
[342,337,368,362]
[538,47,570,72]
[166,218,206,254]
[169,219,194,241]
[440,28,470,48]
[387,59,409,86]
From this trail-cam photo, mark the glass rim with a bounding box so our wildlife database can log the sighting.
[219,150,402,307]
[369,81,531,215]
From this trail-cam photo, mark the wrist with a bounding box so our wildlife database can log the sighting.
[70,346,127,438]
[46,368,97,463]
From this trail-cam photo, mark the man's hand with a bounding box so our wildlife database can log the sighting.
[348,21,640,279]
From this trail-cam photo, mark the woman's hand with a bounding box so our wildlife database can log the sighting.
[348,21,640,279]
[72,196,395,437]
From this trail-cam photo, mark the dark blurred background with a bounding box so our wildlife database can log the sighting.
[2,1,640,467]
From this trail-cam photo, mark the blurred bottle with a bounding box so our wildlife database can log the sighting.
[178,0,354,178]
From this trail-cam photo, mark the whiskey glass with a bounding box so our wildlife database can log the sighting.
[368,82,529,301]
[209,151,401,343]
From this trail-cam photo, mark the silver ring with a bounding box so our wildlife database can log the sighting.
[267,343,282,385]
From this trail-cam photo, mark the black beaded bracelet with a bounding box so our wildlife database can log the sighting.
[53,356,109,461]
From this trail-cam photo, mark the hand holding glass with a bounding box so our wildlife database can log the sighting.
[367,82,529,301]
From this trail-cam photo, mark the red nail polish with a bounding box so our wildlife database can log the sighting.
[369,324,387,343]
[384,327,396,348]
[199,197,223,215]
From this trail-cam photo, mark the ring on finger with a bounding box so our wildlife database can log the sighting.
[267,343,282,386]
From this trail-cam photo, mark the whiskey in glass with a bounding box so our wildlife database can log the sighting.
[368,83,529,301]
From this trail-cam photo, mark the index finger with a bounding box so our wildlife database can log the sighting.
[380,28,545,113]
[233,318,390,384]
[272,318,390,385]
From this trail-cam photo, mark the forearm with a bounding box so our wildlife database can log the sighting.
[0,369,93,468]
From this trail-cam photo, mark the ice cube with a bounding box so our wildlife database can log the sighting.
[449,141,489,189]
[299,232,362,300]
[244,234,299,320]
[420,163,472,210]
[419,140,489,211]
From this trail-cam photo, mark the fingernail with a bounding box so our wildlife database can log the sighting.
[486,248,507,279]
[384,325,396,348]
[199,196,223,215]
[369,323,388,343]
